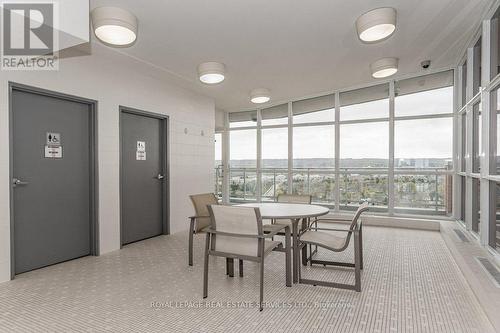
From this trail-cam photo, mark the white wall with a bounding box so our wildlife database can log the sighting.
[0,44,215,282]
[215,109,226,131]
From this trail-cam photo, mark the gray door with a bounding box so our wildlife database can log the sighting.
[12,89,93,274]
[121,111,165,245]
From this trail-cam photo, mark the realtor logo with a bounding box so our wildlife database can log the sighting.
[1,2,59,70]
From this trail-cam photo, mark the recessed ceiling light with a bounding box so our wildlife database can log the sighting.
[356,7,396,43]
[371,57,398,78]
[250,88,271,104]
[91,7,138,47]
[198,62,226,84]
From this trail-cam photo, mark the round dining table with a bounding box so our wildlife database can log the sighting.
[237,202,329,283]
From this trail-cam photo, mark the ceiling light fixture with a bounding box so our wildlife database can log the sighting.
[356,7,396,43]
[198,62,226,84]
[250,88,271,104]
[371,57,398,78]
[91,7,138,47]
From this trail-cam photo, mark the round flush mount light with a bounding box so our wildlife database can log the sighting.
[356,7,396,43]
[198,62,226,84]
[371,57,398,78]
[250,88,271,104]
[91,7,138,47]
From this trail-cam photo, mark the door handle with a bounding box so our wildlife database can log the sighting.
[155,174,165,180]
[13,178,29,187]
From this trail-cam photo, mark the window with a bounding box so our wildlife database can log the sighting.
[493,9,500,79]
[394,174,451,215]
[229,129,257,202]
[460,176,466,221]
[293,125,334,168]
[494,88,500,174]
[293,125,335,207]
[473,38,481,96]
[292,94,335,124]
[230,129,256,167]
[461,61,468,106]
[394,118,453,169]
[395,87,453,117]
[491,183,500,250]
[261,128,288,201]
[340,84,388,121]
[214,133,222,199]
[223,70,453,217]
[393,73,454,214]
[229,111,257,128]
[461,113,467,172]
[340,173,388,211]
[293,169,335,206]
[262,169,288,202]
[340,122,389,168]
[261,104,288,126]
[262,128,287,168]
[472,179,480,233]
[395,85,453,168]
[473,102,481,173]
[229,169,257,202]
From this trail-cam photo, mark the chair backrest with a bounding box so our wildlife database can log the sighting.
[277,194,312,204]
[189,193,218,231]
[207,205,263,257]
[343,202,369,246]
[348,202,369,231]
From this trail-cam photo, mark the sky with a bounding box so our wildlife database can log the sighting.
[217,87,454,161]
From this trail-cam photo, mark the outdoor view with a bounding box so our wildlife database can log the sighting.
[216,75,453,216]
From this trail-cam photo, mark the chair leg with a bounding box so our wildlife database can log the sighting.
[302,243,308,266]
[354,232,361,292]
[239,259,244,277]
[259,257,265,311]
[301,218,308,266]
[203,233,210,298]
[298,242,303,281]
[285,226,291,287]
[188,218,195,266]
[314,219,318,254]
[359,224,364,270]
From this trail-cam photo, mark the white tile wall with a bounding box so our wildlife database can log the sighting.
[0,44,215,282]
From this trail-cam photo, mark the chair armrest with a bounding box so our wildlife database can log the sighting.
[314,218,352,223]
[205,225,290,239]
[189,215,209,220]
[304,227,358,233]
[204,229,266,239]
[263,224,289,238]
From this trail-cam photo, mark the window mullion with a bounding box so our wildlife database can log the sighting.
[388,81,395,215]
[335,91,340,212]
[287,102,293,195]
[222,112,230,204]
[256,109,262,202]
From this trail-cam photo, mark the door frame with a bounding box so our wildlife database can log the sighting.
[119,106,170,247]
[8,82,99,279]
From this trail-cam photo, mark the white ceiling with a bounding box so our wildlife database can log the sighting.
[91,0,494,112]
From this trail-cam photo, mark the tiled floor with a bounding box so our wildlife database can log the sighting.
[0,226,495,333]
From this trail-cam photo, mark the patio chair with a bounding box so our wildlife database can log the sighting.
[273,194,313,264]
[298,202,369,291]
[189,193,242,276]
[203,205,291,311]
[189,193,217,266]
[273,194,312,229]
